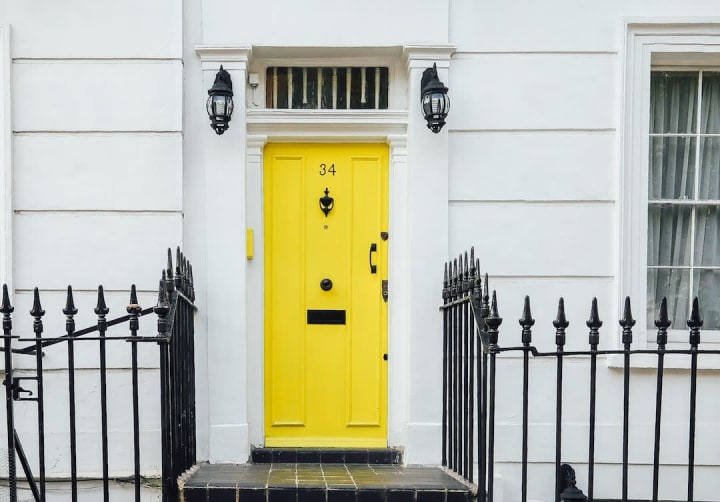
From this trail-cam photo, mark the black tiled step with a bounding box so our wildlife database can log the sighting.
[251,447,404,465]
[181,463,473,502]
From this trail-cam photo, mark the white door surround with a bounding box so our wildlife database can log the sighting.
[195,44,454,464]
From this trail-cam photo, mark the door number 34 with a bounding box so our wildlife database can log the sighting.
[319,163,336,176]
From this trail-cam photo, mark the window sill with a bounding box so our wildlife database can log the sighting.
[607,353,720,370]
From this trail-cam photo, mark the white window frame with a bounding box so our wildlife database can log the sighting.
[0,25,11,290]
[622,21,720,349]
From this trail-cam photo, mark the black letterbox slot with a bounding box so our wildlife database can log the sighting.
[307,309,346,325]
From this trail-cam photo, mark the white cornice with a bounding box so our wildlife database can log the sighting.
[403,44,456,69]
[195,45,253,63]
[246,109,407,140]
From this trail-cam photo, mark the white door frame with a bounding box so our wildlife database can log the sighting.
[244,113,408,448]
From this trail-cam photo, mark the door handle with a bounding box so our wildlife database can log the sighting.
[369,243,377,274]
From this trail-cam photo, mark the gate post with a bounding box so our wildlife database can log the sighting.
[1,284,17,502]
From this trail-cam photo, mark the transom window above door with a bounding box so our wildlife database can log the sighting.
[266,66,389,110]
[647,70,720,330]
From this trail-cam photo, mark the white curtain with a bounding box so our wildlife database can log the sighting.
[647,71,720,330]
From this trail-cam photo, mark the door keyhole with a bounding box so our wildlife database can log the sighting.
[320,278,333,291]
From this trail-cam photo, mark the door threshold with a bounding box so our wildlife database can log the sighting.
[251,447,403,465]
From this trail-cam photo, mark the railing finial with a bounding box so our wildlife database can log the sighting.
[462,252,469,295]
[586,297,602,348]
[688,297,703,348]
[519,295,535,345]
[63,286,78,316]
[175,247,183,291]
[485,290,503,345]
[553,297,568,347]
[451,258,458,299]
[154,275,171,338]
[94,285,109,316]
[188,263,196,301]
[127,284,141,312]
[0,284,12,315]
[654,297,671,348]
[30,287,45,318]
[619,296,635,348]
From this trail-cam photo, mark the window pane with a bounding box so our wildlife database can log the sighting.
[694,269,720,330]
[694,206,720,266]
[649,137,696,199]
[267,66,389,110]
[648,205,692,266]
[699,137,720,201]
[275,67,289,109]
[647,268,690,329]
[700,72,720,134]
[650,72,698,134]
[321,68,334,109]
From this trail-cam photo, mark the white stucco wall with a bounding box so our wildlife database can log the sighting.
[0,0,183,497]
[2,0,720,500]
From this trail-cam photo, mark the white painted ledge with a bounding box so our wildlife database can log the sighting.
[246,109,408,138]
[607,353,720,370]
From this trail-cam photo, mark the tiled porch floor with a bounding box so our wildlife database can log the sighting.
[181,463,474,502]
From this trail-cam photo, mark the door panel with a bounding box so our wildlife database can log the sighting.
[264,143,388,447]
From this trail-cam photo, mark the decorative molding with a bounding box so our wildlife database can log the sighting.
[251,45,403,61]
[402,44,456,70]
[196,46,252,72]
[0,25,11,290]
[246,134,268,154]
[246,110,408,139]
[195,45,253,63]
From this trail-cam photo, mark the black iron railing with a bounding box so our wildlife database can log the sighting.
[441,246,720,502]
[0,247,196,502]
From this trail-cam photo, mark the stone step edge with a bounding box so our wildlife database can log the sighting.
[250,446,404,464]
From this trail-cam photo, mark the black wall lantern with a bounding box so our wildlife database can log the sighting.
[207,65,234,135]
[420,63,450,133]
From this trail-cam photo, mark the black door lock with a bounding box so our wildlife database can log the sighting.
[320,278,333,291]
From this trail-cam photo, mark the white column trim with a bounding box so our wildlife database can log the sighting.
[245,134,267,448]
[0,25,11,291]
[198,48,251,462]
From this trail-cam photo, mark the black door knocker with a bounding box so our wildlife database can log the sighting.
[319,187,334,217]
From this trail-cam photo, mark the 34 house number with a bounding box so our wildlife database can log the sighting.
[319,163,336,176]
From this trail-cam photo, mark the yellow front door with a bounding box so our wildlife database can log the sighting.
[264,143,388,447]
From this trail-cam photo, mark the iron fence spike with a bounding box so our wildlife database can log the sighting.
[688,297,703,348]
[63,286,78,316]
[127,285,141,314]
[94,285,109,316]
[553,297,569,329]
[688,297,703,329]
[586,297,602,329]
[0,284,13,314]
[519,295,535,345]
[619,296,636,328]
[654,296,670,347]
[619,296,635,347]
[485,290,503,345]
[655,297,671,330]
[154,280,171,317]
[30,287,46,317]
[519,295,535,327]
[490,291,500,319]
[166,248,174,279]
